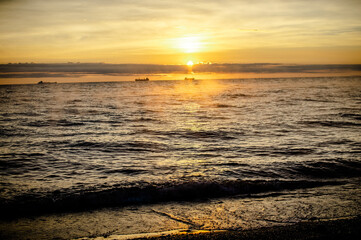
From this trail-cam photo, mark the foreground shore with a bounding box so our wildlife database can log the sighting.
[136,216,360,240]
[1,184,360,240]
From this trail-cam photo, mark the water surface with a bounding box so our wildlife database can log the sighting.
[0,77,360,217]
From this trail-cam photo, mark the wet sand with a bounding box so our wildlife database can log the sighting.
[1,184,360,240]
[137,216,360,240]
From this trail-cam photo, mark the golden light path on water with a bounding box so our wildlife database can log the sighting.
[149,79,232,175]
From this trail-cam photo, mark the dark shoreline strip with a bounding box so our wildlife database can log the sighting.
[0,180,342,220]
[137,216,361,240]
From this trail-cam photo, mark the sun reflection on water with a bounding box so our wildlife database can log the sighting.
[172,79,226,97]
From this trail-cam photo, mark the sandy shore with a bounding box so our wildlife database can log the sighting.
[1,184,360,240]
[135,216,360,240]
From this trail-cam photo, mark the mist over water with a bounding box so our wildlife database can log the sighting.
[0,77,360,217]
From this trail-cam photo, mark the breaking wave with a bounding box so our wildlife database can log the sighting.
[0,179,341,219]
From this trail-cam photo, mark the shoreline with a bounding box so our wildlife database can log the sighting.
[1,183,360,240]
[133,216,361,240]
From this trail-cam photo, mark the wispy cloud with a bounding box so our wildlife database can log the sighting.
[0,0,360,63]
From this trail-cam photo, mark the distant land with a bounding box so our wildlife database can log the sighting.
[1,63,361,79]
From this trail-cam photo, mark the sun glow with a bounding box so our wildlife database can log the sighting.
[178,36,202,53]
[187,61,194,66]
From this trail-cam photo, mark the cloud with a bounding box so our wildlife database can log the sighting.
[193,63,361,73]
[0,72,82,78]
[1,0,360,56]
[1,63,360,78]
[0,63,188,76]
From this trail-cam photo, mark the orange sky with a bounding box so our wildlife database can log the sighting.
[0,0,361,65]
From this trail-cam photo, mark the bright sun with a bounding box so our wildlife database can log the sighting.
[187,60,194,66]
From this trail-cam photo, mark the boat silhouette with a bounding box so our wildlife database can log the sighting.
[135,78,149,81]
[38,81,57,84]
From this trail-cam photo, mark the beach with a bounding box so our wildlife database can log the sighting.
[136,216,361,240]
[1,182,360,240]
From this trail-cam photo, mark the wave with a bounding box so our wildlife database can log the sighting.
[300,98,335,103]
[130,129,239,141]
[197,115,230,120]
[207,103,236,108]
[179,130,237,140]
[300,120,361,128]
[339,113,361,120]
[202,158,361,180]
[0,179,341,219]
[222,93,254,99]
[285,159,361,179]
[243,147,314,157]
[26,119,85,127]
[0,128,27,137]
[103,168,147,175]
[133,117,162,122]
[68,140,168,152]
[317,139,356,146]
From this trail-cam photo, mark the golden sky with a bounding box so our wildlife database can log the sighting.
[0,0,361,64]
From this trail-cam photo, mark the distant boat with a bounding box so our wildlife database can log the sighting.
[135,78,149,81]
[184,77,195,80]
[38,81,57,84]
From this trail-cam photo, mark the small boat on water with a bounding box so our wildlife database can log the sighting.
[38,81,57,84]
[184,77,195,80]
[135,78,149,81]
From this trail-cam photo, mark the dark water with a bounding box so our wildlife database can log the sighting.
[0,77,360,218]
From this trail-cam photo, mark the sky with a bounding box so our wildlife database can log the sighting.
[0,0,361,65]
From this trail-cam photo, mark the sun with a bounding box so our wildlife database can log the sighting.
[187,61,194,66]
